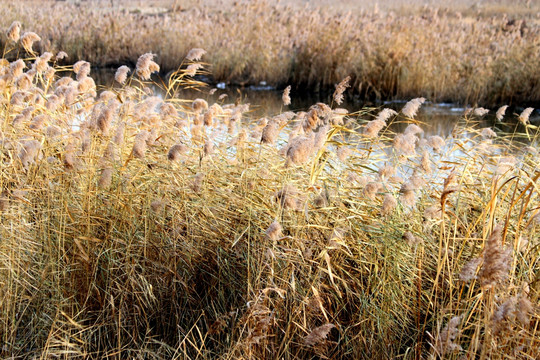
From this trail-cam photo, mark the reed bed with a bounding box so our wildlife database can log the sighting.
[0,25,539,360]
[1,0,540,106]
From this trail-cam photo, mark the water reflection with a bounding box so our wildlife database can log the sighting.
[92,68,533,141]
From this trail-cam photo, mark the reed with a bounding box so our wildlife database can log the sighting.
[0,17,539,360]
[0,1,539,105]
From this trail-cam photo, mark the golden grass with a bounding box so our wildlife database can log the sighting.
[0,20,539,360]
[1,0,539,106]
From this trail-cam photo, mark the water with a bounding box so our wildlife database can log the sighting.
[92,69,535,140]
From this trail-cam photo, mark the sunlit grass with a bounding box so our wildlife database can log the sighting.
[0,19,539,360]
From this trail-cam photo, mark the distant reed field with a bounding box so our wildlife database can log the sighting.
[0,0,539,105]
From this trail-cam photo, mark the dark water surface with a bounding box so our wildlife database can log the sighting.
[92,69,536,139]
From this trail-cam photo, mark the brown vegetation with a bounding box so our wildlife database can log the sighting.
[0,0,539,105]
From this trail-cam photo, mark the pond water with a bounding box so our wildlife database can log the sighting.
[91,69,535,140]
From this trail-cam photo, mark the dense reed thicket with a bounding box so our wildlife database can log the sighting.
[1,17,539,360]
[1,0,539,106]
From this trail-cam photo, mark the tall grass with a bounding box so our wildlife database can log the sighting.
[1,0,539,106]
[0,24,539,359]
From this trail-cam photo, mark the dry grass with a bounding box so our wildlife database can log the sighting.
[1,19,540,360]
[1,0,540,106]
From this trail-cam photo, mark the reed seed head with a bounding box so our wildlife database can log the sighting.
[282,85,291,106]
[478,225,512,289]
[275,185,303,211]
[18,139,41,167]
[98,168,113,189]
[459,257,482,282]
[191,172,204,193]
[381,193,397,216]
[304,323,335,346]
[333,76,350,105]
[186,48,206,61]
[364,182,382,200]
[20,31,41,53]
[473,107,489,117]
[401,97,425,118]
[133,130,150,159]
[265,220,282,241]
[136,53,159,80]
[192,98,208,113]
[168,144,188,161]
[285,135,314,167]
[435,315,462,355]
[115,65,130,85]
[7,21,21,42]
[185,63,202,77]
[481,127,497,139]
[518,107,534,124]
[261,120,280,145]
[496,105,508,121]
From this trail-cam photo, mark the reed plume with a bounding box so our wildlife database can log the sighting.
[303,109,319,132]
[393,133,417,156]
[381,193,397,216]
[518,107,534,124]
[282,85,291,106]
[29,115,48,130]
[133,130,150,158]
[427,135,445,153]
[420,150,431,173]
[435,316,462,356]
[34,52,52,73]
[261,120,280,145]
[20,31,41,53]
[18,139,41,167]
[191,172,204,193]
[115,65,130,85]
[113,122,125,145]
[403,231,421,246]
[473,107,489,117]
[98,168,113,189]
[378,164,396,179]
[15,74,32,90]
[478,225,512,289]
[404,124,423,136]
[136,53,159,80]
[150,199,165,212]
[333,76,350,105]
[336,146,351,162]
[73,60,90,80]
[203,139,214,157]
[459,257,482,282]
[7,21,21,42]
[275,185,303,211]
[186,48,206,61]
[363,109,396,137]
[364,182,382,200]
[55,51,68,61]
[481,127,497,139]
[192,98,208,113]
[185,63,202,77]
[496,105,508,121]
[401,97,425,118]
[304,323,335,346]
[265,220,282,241]
[285,134,314,167]
[168,144,188,161]
[96,102,118,136]
[423,204,441,220]
[492,294,533,336]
